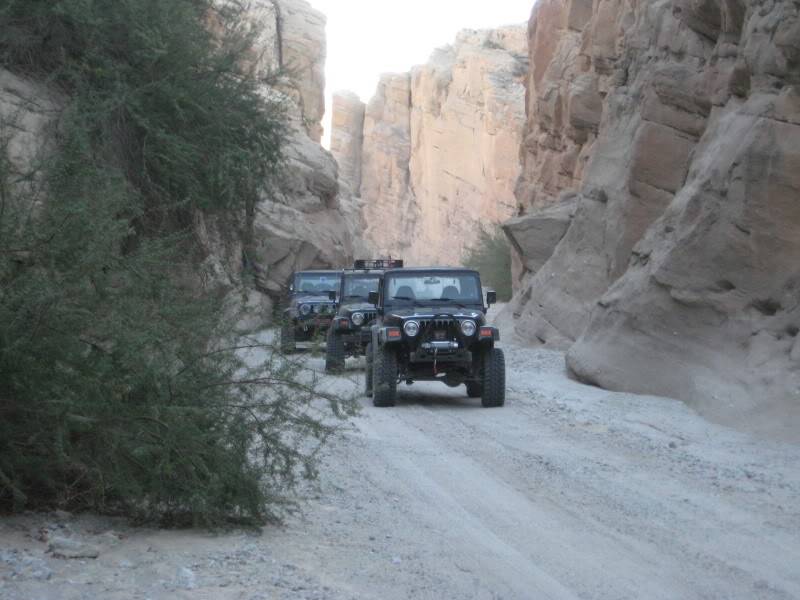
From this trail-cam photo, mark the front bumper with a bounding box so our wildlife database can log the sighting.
[295,316,333,331]
[339,328,371,345]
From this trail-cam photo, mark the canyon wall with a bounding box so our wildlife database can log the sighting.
[333,27,528,266]
[0,0,359,330]
[194,0,351,328]
[504,0,800,439]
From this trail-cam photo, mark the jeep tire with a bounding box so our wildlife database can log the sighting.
[325,331,345,373]
[280,320,295,354]
[372,345,397,407]
[364,343,374,397]
[481,348,506,408]
[466,381,482,398]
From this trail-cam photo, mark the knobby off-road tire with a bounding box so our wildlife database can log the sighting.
[481,347,506,408]
[364,343,374,397]
[280,321,295,355]
[325,331,345,373]
[466,381,482,398]
[372,345,397,407]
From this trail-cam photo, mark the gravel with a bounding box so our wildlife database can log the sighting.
[1,334,799,599]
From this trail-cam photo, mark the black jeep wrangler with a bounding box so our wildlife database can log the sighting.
[365,267,505,408]
[325,260,403,373]
[280,270,341,354]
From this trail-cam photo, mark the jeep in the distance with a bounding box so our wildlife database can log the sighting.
[325,259,403,373]
[280,270,341,354]
[365,267,505,407]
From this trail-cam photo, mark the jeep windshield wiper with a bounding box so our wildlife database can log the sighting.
[434,297,470,309]
[391,295,415,301]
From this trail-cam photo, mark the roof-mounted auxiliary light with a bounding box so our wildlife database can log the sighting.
[353,259,404,270]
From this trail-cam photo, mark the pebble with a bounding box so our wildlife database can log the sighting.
[0,549,53,582]
[48,536,101,559]
[175,566,197,590]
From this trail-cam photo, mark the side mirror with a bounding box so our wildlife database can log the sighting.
[486,290,497,306]
[368,291,379,305]
[328,291,337,301]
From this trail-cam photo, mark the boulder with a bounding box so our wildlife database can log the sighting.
[48,536,101,559]
[502,194,577,279]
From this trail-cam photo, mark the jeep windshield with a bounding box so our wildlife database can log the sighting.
[294,273,340,296]
[384,272,482,307]
[342,275,381,301]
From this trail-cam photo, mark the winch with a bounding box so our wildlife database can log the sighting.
[420,341,459,351]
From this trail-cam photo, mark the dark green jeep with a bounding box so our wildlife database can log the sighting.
[279,270,341,354]
[365,267,504,408]
[325,260,402,373]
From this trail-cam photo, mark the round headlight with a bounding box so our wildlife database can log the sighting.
[351,312,365,326]
[404,320,420,337]
[299,303,311,316]
[461,319,477,337]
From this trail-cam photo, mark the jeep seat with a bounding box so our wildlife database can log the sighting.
[394,285,416,299]
[441,285,460,299]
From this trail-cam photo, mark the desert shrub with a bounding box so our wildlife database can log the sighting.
[0,0,355,526]
[463,225,513,302]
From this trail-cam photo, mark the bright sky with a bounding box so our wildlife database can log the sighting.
[311,0,534,147]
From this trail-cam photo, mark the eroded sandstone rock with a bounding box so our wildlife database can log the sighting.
[335,26,528,266]
[359,73,417,260]
[502,193,577,284]
[278,0,327,142]
[505,0,800,440]
[200,1,358,325]
[330,91,365,195]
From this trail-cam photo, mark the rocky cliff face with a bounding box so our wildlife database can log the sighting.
[504,0,800,439]
[333,27,528,266]
[0,70,58,176]
[0,0,358,330]
[208,0,358,327]
[330,91,365,195]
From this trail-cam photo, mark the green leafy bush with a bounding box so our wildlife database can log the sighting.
[463,225,513,302]
[0,0,355,526]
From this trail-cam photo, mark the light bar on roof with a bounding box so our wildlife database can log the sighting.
[353,259,404,270]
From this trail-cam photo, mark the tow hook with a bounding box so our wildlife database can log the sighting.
[433,348,438,376]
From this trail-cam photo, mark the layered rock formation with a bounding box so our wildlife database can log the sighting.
[358,73,417,261]
[333,27,528,266]
[210,0,359,324]
[0,0,358,330]
[330,91,365,195]
[504,0,800,439]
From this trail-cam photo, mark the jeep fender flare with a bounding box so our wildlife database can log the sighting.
[372,325,402,348]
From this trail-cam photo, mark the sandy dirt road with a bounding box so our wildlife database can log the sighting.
[2,338,800,599]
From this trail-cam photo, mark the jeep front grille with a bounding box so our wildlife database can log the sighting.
[418,318,454,330]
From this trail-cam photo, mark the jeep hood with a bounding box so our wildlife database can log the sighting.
[387,307,484,319]
[295,295,336,304]
[340,302,376,312]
